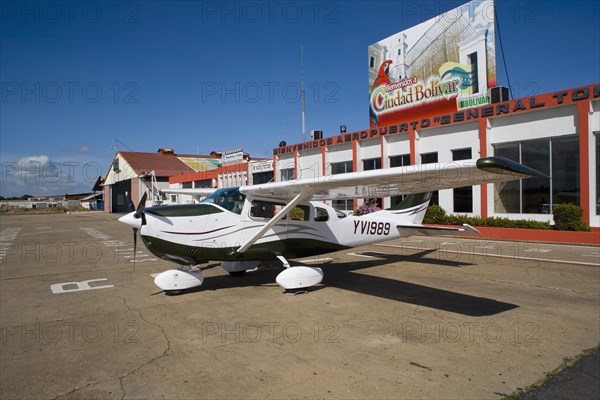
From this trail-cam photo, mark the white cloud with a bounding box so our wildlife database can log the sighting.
[0,154,100,197]
[63,146,93,154]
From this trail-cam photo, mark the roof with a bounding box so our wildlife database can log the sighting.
[119,151,208,177]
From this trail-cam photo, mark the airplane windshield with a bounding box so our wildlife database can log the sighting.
[200,187,245,214]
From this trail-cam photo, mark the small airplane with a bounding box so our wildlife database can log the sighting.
[119,157,545,295]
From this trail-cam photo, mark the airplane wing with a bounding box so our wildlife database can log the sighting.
[160,188,217,196]
[234,157,544,254]
[239,157,547,201]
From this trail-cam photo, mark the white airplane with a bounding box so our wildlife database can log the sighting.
[119,157,545,294]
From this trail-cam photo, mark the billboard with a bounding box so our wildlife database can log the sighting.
[221,148,244,166]
[368,0,496,127]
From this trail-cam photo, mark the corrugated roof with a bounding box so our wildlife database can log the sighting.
[119,151,214,177]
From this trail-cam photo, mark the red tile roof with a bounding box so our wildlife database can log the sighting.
[120,151,212,177]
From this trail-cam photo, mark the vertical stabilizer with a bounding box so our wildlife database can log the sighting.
[384,192,432,224]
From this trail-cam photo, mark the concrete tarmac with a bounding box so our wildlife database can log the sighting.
[1,212,598,399]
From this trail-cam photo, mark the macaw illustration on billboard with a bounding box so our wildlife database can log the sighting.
[368,0,496,127]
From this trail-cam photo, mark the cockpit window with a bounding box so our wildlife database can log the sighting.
[200,187,245,214]
[334,208,347,218]
[315,207,329,222]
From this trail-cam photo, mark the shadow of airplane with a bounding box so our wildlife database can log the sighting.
[161,250,518,317]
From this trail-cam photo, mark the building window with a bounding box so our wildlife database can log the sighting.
[468,52,479,93]
[390,154,410,168]
[493,136,577,214]
[253,171,273,185]
[421,152,439,205]
[331,161,353,174]
[332,199,353,211]
[194,179,212,188]
[390,154,411,207]
[370,57,375,68]
[363,158,382,208]
[363,158,381,171]
[452,148,473,213]
[182,182,193,189]
[280,168,294,181]
[421,152,438,164]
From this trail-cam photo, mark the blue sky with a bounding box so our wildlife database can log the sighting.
[1,0,599,197]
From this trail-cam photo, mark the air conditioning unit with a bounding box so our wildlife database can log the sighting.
[489,86,509,103]
[311,130,323,140]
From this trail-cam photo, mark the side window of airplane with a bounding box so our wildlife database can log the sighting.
[289,205,310,221]
[250,201,310,221]
[314,207,329,222]
[251,200,277,218]
[250,200,286,219]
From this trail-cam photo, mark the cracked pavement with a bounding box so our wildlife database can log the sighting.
[1,212,598,399]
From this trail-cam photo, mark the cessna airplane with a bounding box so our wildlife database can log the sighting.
[119,157,545,294]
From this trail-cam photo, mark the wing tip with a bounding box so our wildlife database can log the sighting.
[476,157,549,179]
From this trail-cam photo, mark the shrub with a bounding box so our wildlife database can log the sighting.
[553,204,591,232]
[354,199,381,216]
[422,204,554,230]
[423,204,448,224]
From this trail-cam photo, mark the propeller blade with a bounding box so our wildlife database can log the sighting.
[133,227,138,266]
[134,192,148,225]
[136,192,147,215]
[126,191,135,212]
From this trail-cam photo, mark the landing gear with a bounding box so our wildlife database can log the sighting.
[275,255,323,291]
[221,261,259,275]
[153,267,204,293]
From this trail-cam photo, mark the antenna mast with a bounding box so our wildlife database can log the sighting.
[301,45,306,143]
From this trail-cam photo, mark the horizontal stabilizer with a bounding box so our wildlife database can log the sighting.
[396,223,480,237]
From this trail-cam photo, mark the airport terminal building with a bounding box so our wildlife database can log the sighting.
[273,83,600,229]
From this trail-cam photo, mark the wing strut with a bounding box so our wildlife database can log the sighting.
[236,191,311,254]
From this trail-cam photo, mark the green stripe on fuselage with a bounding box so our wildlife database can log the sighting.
[141,235,348,265]
[145,204,223,218]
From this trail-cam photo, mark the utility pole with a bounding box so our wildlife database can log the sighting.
[301,45,306,143]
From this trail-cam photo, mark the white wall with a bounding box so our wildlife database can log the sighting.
[103,153,137,185]
[385,134,410,168]
[590,100,600,227]
[417,122,480,215]
[488,105,577,148]
[325,143,353,174]
[357,138,380,171]
[297,149,322,180]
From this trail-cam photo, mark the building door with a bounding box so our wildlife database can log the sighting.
[111,180,132,213]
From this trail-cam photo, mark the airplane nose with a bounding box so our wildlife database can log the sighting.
[118,211,142,229]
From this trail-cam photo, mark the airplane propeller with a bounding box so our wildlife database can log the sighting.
[134,192,147,225]
[131,192,147,265]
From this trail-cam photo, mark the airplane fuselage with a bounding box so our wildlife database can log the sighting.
[137,194,416,266]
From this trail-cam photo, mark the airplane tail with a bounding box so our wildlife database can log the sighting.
[383,192,432,224]
[382,192,480,237]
